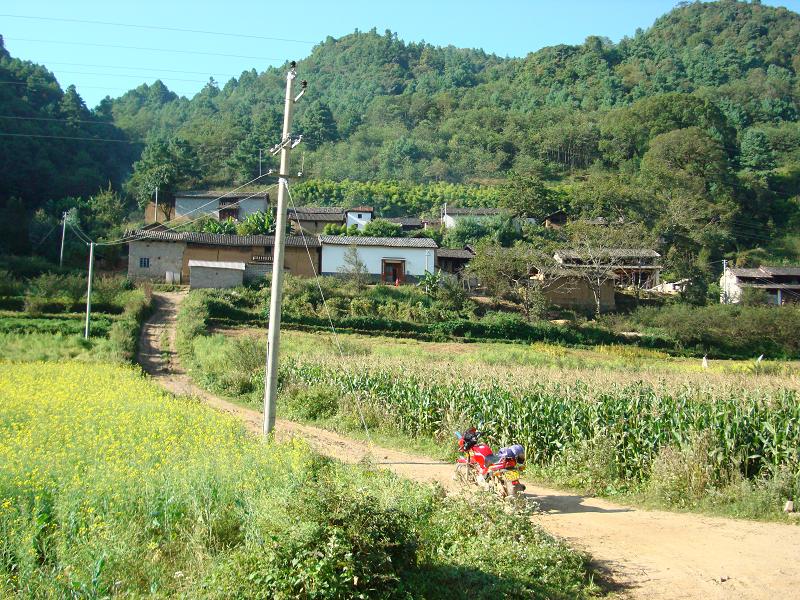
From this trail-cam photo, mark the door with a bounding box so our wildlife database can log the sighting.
[382,260,405,284]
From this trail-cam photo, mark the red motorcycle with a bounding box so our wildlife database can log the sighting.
[454,427,526,498]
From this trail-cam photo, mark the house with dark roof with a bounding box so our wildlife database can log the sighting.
[720,266,800,305]
[319,235,437,283]
[436,246,476,276]
[144,190,271,224]
[288,206,374,233]
[385,216,423,232]
[126,229,320,284]
[554,248,662,289]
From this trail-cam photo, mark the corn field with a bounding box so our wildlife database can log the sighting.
[282,361,800,483]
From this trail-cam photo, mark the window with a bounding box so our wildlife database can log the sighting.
[139,257,150,268]
[357,213,363,219]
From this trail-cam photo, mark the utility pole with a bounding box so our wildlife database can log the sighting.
[259,148,262,177]
[154,187,159,223]
[59,211,67,268]
[84,242,95,339]
[263,61,306,435]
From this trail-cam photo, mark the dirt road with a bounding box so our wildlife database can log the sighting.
[139,292,800,599]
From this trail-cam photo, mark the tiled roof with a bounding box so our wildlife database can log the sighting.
[436,248,475,259]
[445,207,501,216]
[556,249,661,259]
[760,266,800,277]
[125,229,319,247]
[345,206,374,213]
[386,217,423,227]
[729,268,767,278]
[318,235,437,248]
[176,190,270,200]
[289,206,343,215]
[188,260,246,270]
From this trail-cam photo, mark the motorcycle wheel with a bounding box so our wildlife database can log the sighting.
[454,463,477,486]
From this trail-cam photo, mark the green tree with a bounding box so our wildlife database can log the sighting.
[442,218,489,248]
[739,129,775,171]
[236,211,277,235]
[338,245,370,289]
[362,218,403,237]
[498,171,558,219]
[298,101,339,150]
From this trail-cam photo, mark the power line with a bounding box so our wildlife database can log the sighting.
[0,115,119,126]
[0,14,316,44]
[0,132,141,144]
[5,37,285,61]
[40,60,242,78]
[0,80,140,92]
[95,181,278,247]
[44,70,212,84]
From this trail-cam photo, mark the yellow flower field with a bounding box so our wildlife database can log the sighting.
[0,361,598,598]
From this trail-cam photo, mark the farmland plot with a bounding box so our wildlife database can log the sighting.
[0,362,599,598]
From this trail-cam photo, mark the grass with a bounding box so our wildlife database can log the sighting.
[185,318,800,522]
[0,362,601,598]
[226,328,800,392]
[0,287,152,364]
[0,332,116,362]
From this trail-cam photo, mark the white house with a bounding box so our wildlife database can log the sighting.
[173,190,270,221]
[319,235,437,283]
[720,266,800,305]
[441,206,502,229]
[344,206,374,230]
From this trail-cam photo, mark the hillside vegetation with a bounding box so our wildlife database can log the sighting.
[2,1,800,274]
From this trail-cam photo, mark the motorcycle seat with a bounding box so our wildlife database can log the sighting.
[484,454,500,466]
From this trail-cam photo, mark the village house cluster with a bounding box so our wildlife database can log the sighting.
[130,191,798,310]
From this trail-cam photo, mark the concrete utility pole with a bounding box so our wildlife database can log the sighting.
[263,61,306,435]
[59,211,67,268]
[84,242,95,339]
[154,187,159,223]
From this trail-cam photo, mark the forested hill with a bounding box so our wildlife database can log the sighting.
[1,0,800,270]
[0,35,134,203]
[111,0,800,191]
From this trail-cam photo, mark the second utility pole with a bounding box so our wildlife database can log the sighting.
[59,211,67,268]
[263,61,304,435]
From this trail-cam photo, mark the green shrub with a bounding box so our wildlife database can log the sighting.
[282,384,340,420]
[176,290,211,361]
[0,270,23,296]
[646,432,717,508]
[107,287,153,361]
[608,304,800,358]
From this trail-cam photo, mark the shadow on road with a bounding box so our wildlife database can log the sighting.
[529,493,632,515]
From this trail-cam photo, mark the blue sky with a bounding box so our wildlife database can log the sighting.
[2,0,798,107]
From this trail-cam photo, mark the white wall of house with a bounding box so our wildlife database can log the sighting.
[321,245,433,277]
[127,240,185,282]
[442,213,496,229]
[345,210,373,230]
[175,197,219,219]
[189,265,244,289]
[238,198,269,218]
[720,270,740,304]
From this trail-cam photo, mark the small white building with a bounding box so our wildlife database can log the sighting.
[319,235,437,283]
[720,266,800,305]
[344,206,374,230]
[441,206,502,229]
[173,190,270,221]
[188,260,245,289]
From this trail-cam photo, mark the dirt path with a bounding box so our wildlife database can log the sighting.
[140,292,800,600]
